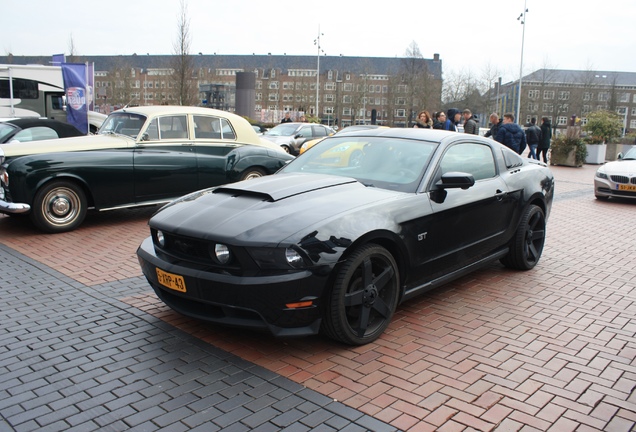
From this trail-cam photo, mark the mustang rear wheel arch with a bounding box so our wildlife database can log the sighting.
[322,244,400,345]
[500,204,546,270]
[30,180,88,233]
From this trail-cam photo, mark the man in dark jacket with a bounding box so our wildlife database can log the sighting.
[495,113,526,154]
[538,117,552,163]
[525,117,542,159]
[446,108,461,132]
[462,109,479,134]
[484,113,502,139]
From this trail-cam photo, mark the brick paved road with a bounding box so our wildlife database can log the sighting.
[1,163,635,431]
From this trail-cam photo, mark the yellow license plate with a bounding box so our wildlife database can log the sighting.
[156,268,187,292]
[618,184,636,191]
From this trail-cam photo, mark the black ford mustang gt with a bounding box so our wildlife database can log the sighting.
[137,128,554,345]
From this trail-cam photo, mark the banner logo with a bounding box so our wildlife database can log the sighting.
[67,87,86,111]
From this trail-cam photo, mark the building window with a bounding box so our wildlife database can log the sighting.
[584,92,592,101]
[631,107,636,116]
[543,90,555,100]
[619,93,629,102]
[325,94,335,103]
[598,92,609,101]
[528,89,539,99]
[328,70,333,80]
[557,116,568,125]
[527,103,538,111]
[325,82,336,91]
[558,91,570,100]
[582,105,591,114]
[342,95,352,104]
[269,81,279,90]
[543,103,554,112]
[343,83,353,92]
[630,119,636,129]
[324,106,334,115]
[343,107,351,115]
[395,109,406,117]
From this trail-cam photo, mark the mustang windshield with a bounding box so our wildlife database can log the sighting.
[281,136,436,193]
[99,113,147,139]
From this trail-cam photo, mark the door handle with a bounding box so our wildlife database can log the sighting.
[495,189,507,200]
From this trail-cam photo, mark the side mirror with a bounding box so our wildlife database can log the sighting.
[430,172,475,204]
[617,152,624,160]
[436,172,475,190]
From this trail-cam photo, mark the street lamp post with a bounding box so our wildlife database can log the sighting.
[516,1,528,124]
[314,27,324,122]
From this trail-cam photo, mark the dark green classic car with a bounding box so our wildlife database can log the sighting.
[0,106,294,233]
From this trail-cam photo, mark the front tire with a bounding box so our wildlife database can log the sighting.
[322,244,400,345]
[500,204,545,270]
[31,180,87,233]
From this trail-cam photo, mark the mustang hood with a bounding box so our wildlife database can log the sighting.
[0,133,134,158]
[150,173,399,245]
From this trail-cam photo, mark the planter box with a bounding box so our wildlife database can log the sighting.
[585,143,606,164]
[551,149,581,167]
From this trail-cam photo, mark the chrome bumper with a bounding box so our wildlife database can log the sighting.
[0,198,30,214]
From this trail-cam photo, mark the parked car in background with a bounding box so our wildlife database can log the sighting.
[137,128,554,345]
[262,122,335,154]
[299,124,388,155]
[0,106,294,233]
[251,124,269,135]
[594,147,636,200]
[0,118,84,143]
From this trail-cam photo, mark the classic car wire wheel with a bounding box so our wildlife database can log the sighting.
[323,244,400,345]
[31,181,87,233]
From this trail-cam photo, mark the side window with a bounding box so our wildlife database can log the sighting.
[313,126,327,138]
[11,127,59,143]
[439,143,496,181]
[220,118,235,140]
[297,126,312,138]
[158,115,187,139]
[194,115,221,139]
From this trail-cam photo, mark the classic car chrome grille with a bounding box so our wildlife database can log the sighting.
[610,175,629,184]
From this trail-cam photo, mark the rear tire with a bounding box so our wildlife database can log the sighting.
[240,167,266,181]
[30,180,87,233]
[322,244,399,345]
[500,204,545,270]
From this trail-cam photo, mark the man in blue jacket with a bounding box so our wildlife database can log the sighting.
[495,113,526,155]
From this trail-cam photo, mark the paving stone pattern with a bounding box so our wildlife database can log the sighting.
[1,164,635,431]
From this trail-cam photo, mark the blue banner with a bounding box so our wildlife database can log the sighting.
[61,63,88,134]
[52,54,65,66]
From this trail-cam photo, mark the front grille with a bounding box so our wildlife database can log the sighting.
[610,175,630,184]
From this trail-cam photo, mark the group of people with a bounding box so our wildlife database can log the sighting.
[413,108,479,134]
[414,108,552,163]
[484,113,552,162]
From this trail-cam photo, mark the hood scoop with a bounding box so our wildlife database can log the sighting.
[213,173,359,201]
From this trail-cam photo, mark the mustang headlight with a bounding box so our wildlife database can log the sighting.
[156,230,166,247]
[249,247,307,270]
[214,243,231,264]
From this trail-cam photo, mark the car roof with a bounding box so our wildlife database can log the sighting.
[4,118,84,135]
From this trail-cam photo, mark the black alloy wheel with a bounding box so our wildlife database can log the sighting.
[323,244,400,345]
[500,204,546,270]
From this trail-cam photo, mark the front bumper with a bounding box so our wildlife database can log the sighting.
[0,189,30,214]
[136,237,327,337]
[594,177,636,199]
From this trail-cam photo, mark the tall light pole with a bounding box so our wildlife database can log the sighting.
[516,1,528,124]
[314,27,324,122]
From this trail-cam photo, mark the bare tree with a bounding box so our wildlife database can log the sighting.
[170,0,196,106]
[67,33,79,63]
[401,41,436,125]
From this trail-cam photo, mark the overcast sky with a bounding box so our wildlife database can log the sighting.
[2,0,634,83]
